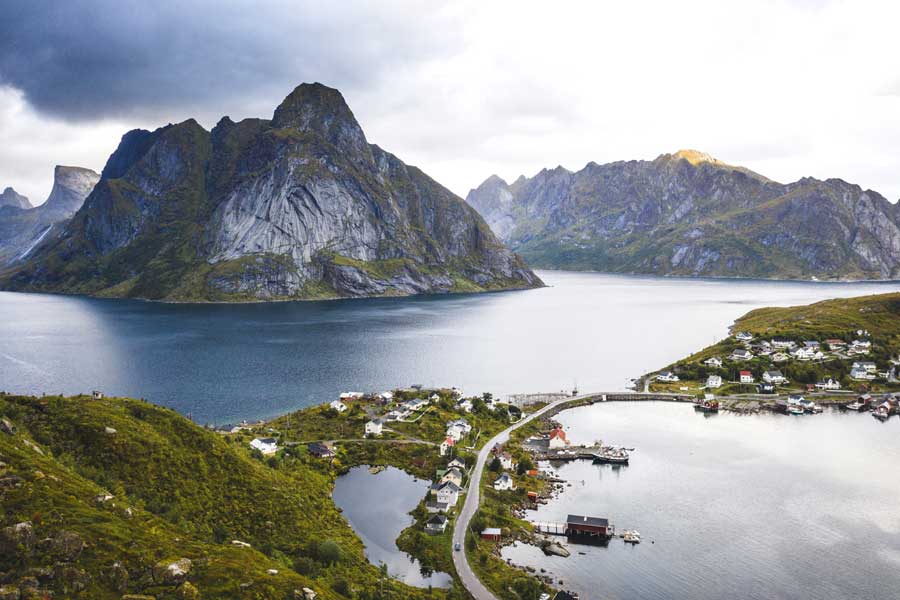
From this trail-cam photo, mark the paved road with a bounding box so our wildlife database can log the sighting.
[451,392,600,600]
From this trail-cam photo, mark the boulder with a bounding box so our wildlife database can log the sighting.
[0,418,15,435]
[50,531,84,561]
[153,558,192,585]
[1,522,35,556]
[105,427,118,435]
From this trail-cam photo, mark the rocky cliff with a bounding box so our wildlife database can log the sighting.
[0,187,32,210]
[0,166,99,265]
[466,150,900,280]
[1,83,541,300]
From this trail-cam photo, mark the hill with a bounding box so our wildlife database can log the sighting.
[466,150,900,280]
[0,83,541,301]
[0,392,468,599]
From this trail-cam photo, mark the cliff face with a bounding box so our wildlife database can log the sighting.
[466,150,900,280]
[2,83,541,300]
[0,187,31,210]
[0,166,100,266]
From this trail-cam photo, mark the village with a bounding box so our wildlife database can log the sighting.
[651,328,900,418]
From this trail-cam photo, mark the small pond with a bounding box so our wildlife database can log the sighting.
[332,465,452,588]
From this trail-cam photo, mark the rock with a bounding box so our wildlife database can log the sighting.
[102,561,129,593]
[299,588,317,600]
[266,569,278,575]
[50,531,84,561]
[541,542,571,557]
[0,586,20,600]
[177,581,200,599]
[21,440,43,455]
[1,522,35,555]
[153,558,192,585]
[0,418,15,435]
[105,427,117,435]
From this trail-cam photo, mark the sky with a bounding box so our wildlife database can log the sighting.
[2,0,899,205]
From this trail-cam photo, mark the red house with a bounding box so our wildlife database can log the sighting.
[481,527,502,541]
[566,514,612,537]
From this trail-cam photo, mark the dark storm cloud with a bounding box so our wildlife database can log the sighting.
[0,0,459,121]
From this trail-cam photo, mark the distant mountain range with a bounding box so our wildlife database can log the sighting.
[0,83,540,301]
[466,150,900,280]
[0,166,99,266]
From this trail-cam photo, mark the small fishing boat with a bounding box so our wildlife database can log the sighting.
[788,405,805,415]
[622,530,641,544]
[694,396,719,413]
[592,446,630,465]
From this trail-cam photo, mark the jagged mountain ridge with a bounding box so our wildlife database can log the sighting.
[0,187,32,210]
[1,83,541,300]
[0,166,100,265]
[466,150,900,280]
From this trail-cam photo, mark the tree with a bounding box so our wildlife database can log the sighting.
[316,539,341,565]
[488,457,501,472]
[332,577,351,596]
[516,456,534,475]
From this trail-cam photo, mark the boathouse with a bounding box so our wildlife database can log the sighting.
[481,527,502,541]
[566,514,612,537]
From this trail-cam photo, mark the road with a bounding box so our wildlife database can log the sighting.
[451,392,600,600]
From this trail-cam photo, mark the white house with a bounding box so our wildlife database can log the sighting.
[447,457,466,470]
[425,514,448,534]
[493,473,515,491]
[791,347,821,361]
[339,392,363,400]
[735,332,753,342]
[771,352,790,363]
[457,399,474,413]
[706,375,723,389]
[771,339,797,350]
[329,400,348,413]
[378,391,394,402]
[441,468,464,487]
[433,481,461,507]
[656,371,680,382]
[815,378,841,391]
[498,453,515,470]
[704,357,723,368]
[429,393,441,402]
[762,370,786,385]
[853,361,877,373]
[850,366,876,381]
[739,370,754,384]
[250,437,278,456]
[445,425,464,442]
[730,348,753,361]
[548,427,569,449]
[365,419,383,437]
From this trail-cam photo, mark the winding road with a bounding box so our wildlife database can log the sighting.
[451,392,600,600]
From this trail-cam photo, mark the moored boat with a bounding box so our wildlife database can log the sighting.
[592,446,630,465]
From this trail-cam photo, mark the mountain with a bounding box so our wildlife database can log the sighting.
[0,187,32,210]
[0,166,100,266]
[0,83,541,301]
[466,150,900,280]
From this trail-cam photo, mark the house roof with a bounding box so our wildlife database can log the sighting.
[739,370,752,376]
[438,481,461,493]
[426,515,448,526]
[253,437,277,444]
[307,442,334,456]
[495,473,511,483]
[765,370,783,377]
[566,514,608,527]
[482,528,502,536]
[549,428,568,441]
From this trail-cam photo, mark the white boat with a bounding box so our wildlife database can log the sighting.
[622,530,641,544]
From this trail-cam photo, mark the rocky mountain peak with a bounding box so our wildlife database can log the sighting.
[0,187,31,210]
[670,149,721,165]
[271,82,368,158]
[41,166,100,217]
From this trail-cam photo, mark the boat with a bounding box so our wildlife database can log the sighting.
[693,397,719,413]
[622,530,641,544]
[872,406,890,420]
[592,446,630,465]
[788,405,805,415]
[845,402,865,411]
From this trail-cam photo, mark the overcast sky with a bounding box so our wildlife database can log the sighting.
[2,0,899,204]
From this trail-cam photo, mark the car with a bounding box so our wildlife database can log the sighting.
[454,542,461,551]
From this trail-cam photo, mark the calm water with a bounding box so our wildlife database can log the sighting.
[0,271,898,424]
[503,402,900,600]
[332,465,452,588]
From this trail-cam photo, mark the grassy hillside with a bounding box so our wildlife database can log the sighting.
[649,292,900,394]
[0,393,463,599]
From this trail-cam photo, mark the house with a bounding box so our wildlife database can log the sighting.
[250,437,278,455]
[493,473,515,491]
[803,340,820,350]
[425,500,449,513]
[365,419,383,437]
[447,457,466,470]
[441,467,464,487]
[548,427,569,449]
[853,361,878,373]
[425,515,448,534]
[771,352,790,363]
[339,392,363,400]
[432,481,461,507]
[815,378,841,391]
[445,425,464,442]
[457,399,474,413]
[439,437,455,456]
[849,340,872,355]
[329,400,348,413]
[771,339,797,350]
[762,370,786,385]
[92,390,104,400]
[378,391,394,402]
[656,371,680,382]
[307,442,335,459]
[498,453,515,470]
[730,348,753,361]
[706,375,723,389]
[447,419,472,434]
[481,528,502,541]
[825,339,846,349]
[735,332,753,342]
[850,366,875,380]
[791,347,823,361]
[704,357,723,368]
[739,371,754,384]
[566,514,612,537]
[757,383,776,394]
[429,393,441,402]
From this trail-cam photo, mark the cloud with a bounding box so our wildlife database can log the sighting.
[0,0,461,122]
